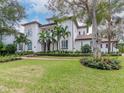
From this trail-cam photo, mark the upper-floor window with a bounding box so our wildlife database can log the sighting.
[83,31,85,35]
[106,44,108,48]
[87,28,89,33]
[61,40,68,49]
[81,41,83,46]
[90,41,92,46]
[101,44,102,48]
[79,31,81,35]
[26,29,32,37]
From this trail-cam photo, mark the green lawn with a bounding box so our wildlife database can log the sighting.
[0,56,124,93]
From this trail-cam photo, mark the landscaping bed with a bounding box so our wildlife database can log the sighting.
[0,55,22,63]
[80,57,121,70]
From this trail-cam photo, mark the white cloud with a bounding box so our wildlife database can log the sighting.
[15,19,28,33]
[30,0,49,14]
[18,0,49,15]
[17,0,51,32]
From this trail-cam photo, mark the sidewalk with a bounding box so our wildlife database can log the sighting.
[21,57,78,61]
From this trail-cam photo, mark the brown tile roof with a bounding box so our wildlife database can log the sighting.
[22,21,41,26]
[75,34,117,42]
[75,34,92,40]
[101,38,118,42]
[40,23,56,27]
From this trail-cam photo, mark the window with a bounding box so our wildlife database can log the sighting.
[83,31,85,35]
[90,41,92,46]
[61,40,68,49]
[87,27,89,33]
[106,44,108,48]
[19,43,23,50]
[26,29,32,37]
[101,44,102,48]
[27,42,32,50]
[81,41,83,46]
[79,31,81,35]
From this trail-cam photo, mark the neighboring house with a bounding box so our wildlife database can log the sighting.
[1,34,15,45]
[1,32,24,52]
[21,17,118,53]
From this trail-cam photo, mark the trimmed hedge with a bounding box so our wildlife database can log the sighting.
[16,51,34,56]
[35,51,121,57]
[35,51,92,57]
[15,50,121,57]
[0,43,16,55]
[80,57,121,70]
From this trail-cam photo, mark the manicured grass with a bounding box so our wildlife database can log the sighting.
[0,56,123,93]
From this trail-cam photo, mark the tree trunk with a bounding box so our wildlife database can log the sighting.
[52,42,54,51]
[92,0,101,59]
[108,34,111,54]
[47,40,51,52]
[57,41,59,51]
[108,0,112,54]
[43,43,46,52]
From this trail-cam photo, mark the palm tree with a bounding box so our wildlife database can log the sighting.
[54,25,70,51]
[51,30,56,51]
[39,31,47,52]
[54,25,63,51]
[15,34,30,51]
[46,31,52,52]
[61,26,71,39]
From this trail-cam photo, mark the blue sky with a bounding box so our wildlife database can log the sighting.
[17,0,124,32]
[18,0,124,25]
[18,0,53,24]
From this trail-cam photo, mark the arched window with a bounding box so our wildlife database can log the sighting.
[27,42,32,50]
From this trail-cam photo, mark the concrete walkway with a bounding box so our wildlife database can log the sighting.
[21,57,79,61]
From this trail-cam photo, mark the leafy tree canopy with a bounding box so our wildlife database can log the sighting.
[0,0,25,35]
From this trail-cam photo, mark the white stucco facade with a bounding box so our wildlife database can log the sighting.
[18,18,118,53]
[23,23,42,52]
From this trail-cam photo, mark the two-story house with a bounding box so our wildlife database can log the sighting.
[21,17,118,53]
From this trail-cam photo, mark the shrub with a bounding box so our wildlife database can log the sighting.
[102,52,122,56]
[0,42,6,55]
[0,42,5,51]
[117,43,124,53]
[80,57,121,70]
[5,44,16,54]
[35,51,92,57]
[81,44,92,53]
[17,51,34,56]
[0,55,21,63]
